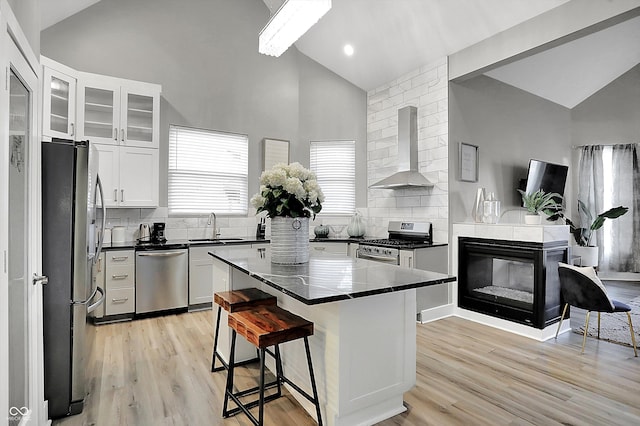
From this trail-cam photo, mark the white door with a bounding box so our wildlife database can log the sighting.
[42,67,76,140]
[77,74,120,145]
[0,32,44,425]
[94,144,119,207]
[119,146,158,207]
[120,86,159,148]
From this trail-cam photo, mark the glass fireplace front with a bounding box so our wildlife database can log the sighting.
[458,237,567,329]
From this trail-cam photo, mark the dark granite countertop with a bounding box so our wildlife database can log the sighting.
[208,246,456,305]
[100,237,364,251]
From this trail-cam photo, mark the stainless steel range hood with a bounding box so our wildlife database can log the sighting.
[369,106,434,189]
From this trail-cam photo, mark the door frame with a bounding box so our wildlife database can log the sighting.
[0,1,45,424]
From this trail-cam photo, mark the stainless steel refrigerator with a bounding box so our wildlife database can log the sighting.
[42,138,106,418]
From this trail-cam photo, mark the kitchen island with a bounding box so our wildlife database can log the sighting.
[209,246,455,426]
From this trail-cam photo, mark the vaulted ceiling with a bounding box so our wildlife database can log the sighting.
[41,0,638,108]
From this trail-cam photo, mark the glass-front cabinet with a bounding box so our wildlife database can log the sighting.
[42,57,77,139]
[77,72,160,148]
[80,79,119,144]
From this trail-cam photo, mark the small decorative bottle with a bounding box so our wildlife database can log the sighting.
[483,192,501,224]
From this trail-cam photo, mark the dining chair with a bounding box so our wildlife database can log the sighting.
[555,262,637,357]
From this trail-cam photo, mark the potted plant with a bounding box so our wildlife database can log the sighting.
[517,189,563,225]
[250,162,324,264]
[548,200,628,266]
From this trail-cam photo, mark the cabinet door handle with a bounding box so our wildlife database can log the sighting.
[70,123,74,136]
[112,297,129,304]
[114,127,118,140]
[113,189,118,202]
[97,257,102,272]
[121,128,125,142]
[112,274,129,280]
[121,189,124,202]
[111,256,129,261]
[313,246,326,251]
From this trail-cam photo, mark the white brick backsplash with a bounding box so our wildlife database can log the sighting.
[396,196,421,208]
[367,57,449,242]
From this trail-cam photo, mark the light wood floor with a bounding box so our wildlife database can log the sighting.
[55,284,640,426]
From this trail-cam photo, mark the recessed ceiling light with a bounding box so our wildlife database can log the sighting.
[343,44,354,56]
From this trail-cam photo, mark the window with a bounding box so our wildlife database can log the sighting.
[310,140,355,215]
[168,125,248,215]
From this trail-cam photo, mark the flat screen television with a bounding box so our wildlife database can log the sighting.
[522,159,568,202]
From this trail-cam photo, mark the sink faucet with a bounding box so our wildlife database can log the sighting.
[207,212,220,240]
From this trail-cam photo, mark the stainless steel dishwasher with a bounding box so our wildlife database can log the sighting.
[135,243,188,314]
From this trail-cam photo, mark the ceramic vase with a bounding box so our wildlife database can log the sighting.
[524,213,542,225]
[270,216,310,264]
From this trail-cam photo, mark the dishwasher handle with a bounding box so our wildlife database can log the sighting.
[137,251,185,258]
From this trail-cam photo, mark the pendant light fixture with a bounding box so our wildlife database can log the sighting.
[259,0,331,57]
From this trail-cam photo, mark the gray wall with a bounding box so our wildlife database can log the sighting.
[448,76,573,224]
[572,64,640,145]
[40,0,366,209]
[8,0,39,54]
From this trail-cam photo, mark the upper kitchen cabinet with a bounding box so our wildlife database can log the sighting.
[77,72,160,148]
[41,56,77,140]
[95,144,159,208]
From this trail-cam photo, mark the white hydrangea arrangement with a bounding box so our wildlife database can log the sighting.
[250,162,324,218]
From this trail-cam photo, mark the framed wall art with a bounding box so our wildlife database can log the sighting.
[263,138,290,171]
[459,142,478,182]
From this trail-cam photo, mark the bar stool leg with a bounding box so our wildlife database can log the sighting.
[304,337,323,426]
[222,329,237,417]
[258,348,266,426]
[274,345,283,397]
[211,305,225,372]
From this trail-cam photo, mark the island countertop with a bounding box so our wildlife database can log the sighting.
[208,246,455,305]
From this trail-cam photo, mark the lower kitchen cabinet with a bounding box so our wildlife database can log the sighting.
[104,249,135,316]
[399,245,448,273]
[92,252,105,318]
[310,241,348,254]
[189,246,215,306]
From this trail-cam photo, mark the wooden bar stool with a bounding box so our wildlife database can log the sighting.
[211,288,277,372]
[223,305,323,426]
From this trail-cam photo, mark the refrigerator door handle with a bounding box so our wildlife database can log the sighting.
[87,286,105,314]
[94,175,106,264]
[73,285,99,306]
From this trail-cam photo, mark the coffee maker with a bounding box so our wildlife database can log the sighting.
[151,222,166,243]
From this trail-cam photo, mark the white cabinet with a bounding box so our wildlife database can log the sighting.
[104,250,135,316]
[189,246,215,306]
[41,56,77,139]
[401,245,449,274]
[348,243,359,259]
[92,252,105,318]
[399,250,414,269]
[77,72,160,148]
[310,241,348,255]
[95,144,158,207]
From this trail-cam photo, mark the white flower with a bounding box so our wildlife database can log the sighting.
[251,162,323,218]
[250,193,265,209]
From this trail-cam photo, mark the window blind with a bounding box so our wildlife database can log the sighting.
[310,140,355,215]
[168,125,248,215]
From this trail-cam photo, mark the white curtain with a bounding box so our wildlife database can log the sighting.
[578,144,640,272]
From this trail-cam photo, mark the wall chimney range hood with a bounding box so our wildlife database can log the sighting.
[369,106,434,189]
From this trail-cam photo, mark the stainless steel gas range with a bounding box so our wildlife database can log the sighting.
[357,221,449,323]
[357,221,434,264]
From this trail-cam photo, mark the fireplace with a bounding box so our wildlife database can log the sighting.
[458,237,568,329]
